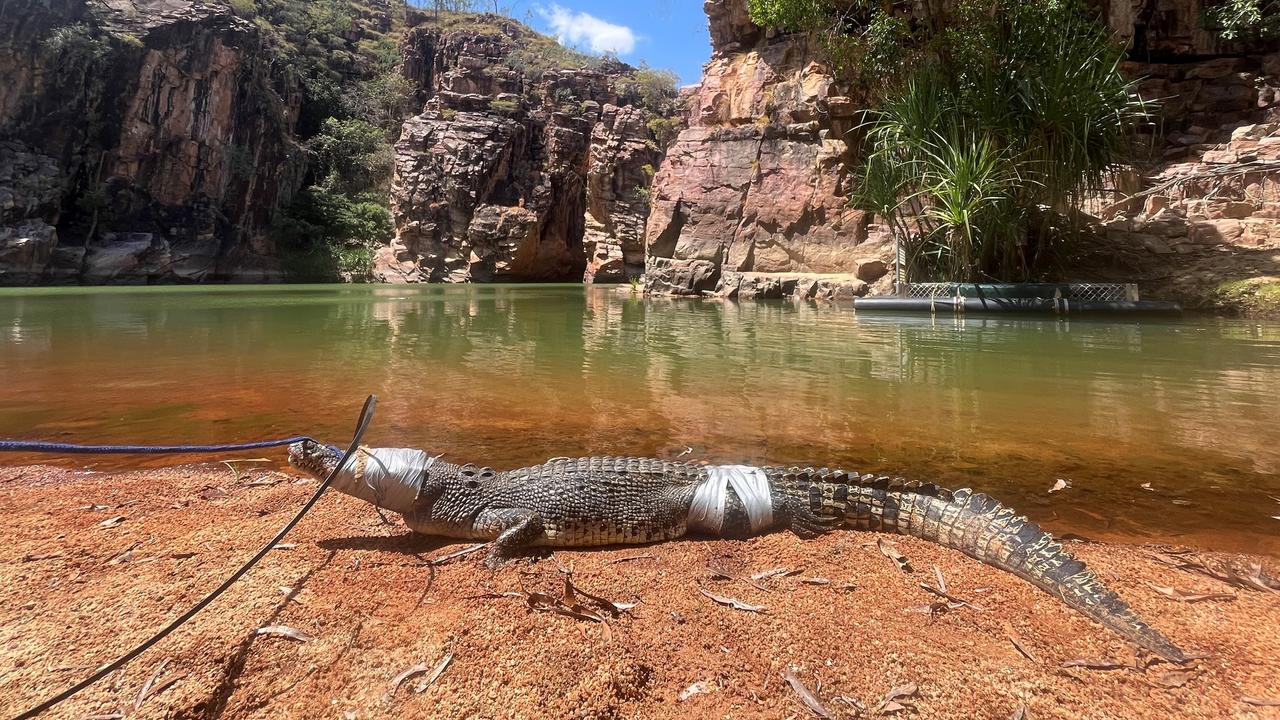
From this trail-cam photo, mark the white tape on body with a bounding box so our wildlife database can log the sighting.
[687,465,773,535]
[342,447,437,513]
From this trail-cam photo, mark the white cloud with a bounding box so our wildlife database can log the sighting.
[538,4,636,55]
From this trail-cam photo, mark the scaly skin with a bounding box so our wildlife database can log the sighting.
[288,442,1186,662]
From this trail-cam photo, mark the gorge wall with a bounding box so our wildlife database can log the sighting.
[380,21,665,283]
[0,0,303,284]
[644,0,1280,307]
[0,2,671,285]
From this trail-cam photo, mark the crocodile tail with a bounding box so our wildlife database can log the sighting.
[774,472,1186,662]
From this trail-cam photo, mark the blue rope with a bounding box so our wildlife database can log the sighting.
[0,436,318,455]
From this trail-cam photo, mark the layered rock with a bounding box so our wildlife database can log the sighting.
[582,104,662,282]
[0,0,304,284]
[642,0,891,297]
[1082,123,1280,305]
[379,23,667,283]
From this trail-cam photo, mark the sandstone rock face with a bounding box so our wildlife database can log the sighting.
[0,0,303,285]
[645,0,1278,302]
[643,0,889,298]
[583,104,661,282]
[1085,122,1280,305]
[380,25,667,283]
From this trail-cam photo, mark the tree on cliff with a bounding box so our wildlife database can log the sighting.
[748,0,1151,283]
[1207,0,1280,39]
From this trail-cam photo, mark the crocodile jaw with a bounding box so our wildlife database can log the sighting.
[288,440,341,478]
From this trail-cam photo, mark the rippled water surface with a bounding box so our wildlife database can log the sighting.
[2,284,1278,554]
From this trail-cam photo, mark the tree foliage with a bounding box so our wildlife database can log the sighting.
[1206,0,1280,39]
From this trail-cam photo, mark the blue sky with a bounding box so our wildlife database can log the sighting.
[520,1,712,85]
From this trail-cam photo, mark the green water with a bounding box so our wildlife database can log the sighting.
[2,284,1278,554]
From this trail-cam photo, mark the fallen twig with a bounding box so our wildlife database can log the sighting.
[782,667,834,719]
[608,554,655,564]
[698,587,766,613]
[429,542,490,566]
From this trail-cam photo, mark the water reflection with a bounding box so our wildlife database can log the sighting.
[1,285,1277,554]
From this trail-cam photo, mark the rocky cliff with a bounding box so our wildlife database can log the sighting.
[645,0,1280,308]
[379,20,668,283]
[0,3,672,285]
[0,0,303,284]
[642,0,889,299]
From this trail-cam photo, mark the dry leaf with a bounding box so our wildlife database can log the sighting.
[1049,479,1070,494]
[708,565,771,592]
[799,578,831,585]
[98,516,125,528]
[698,588,766,613]
[1146,582,1235,602]
[413,652,453,693]
[876,683,919,715]
[1010,704,1029,720]
[877,538,913,573]
[256,625,310,642]
[751,567,802,580]
[1061,658,1126,670]
[782,667,834,719]
[678,681,712,702]
[1241,696,1280,707]
[1140,483,1154,492]
[384,663,430,702]
[1004,622,1037,663]
[833,695,866,712]
[1171,499,1194,506]
[133,659,171,711]
[564,575,636,616]
[1153,669,1194,688]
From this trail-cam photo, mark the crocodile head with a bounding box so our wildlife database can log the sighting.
[288,439,343,478]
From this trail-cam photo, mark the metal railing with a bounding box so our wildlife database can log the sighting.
[896,283,1139,302]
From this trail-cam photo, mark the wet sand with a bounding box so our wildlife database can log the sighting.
[2,463,1278,719]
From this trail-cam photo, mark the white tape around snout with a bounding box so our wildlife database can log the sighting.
[688,465,773,534]
[349,447,438,513]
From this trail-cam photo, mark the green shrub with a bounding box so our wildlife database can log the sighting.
[646,117,678,150]
[275,187,391,281]
[489,98,520,114]
[309,117,394,194]
[229,0,257,18]
[1213,278,1280,315]
[617,66,679,115]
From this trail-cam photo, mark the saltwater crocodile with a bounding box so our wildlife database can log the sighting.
[288,441,1187,662]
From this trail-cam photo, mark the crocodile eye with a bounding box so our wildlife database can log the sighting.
[479,468,495,479]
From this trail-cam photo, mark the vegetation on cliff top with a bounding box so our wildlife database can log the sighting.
[749,0,1150,283]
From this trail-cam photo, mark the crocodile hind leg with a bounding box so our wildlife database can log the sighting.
[477,509,546,570]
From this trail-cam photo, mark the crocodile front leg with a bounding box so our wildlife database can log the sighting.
[476,508,546,569]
